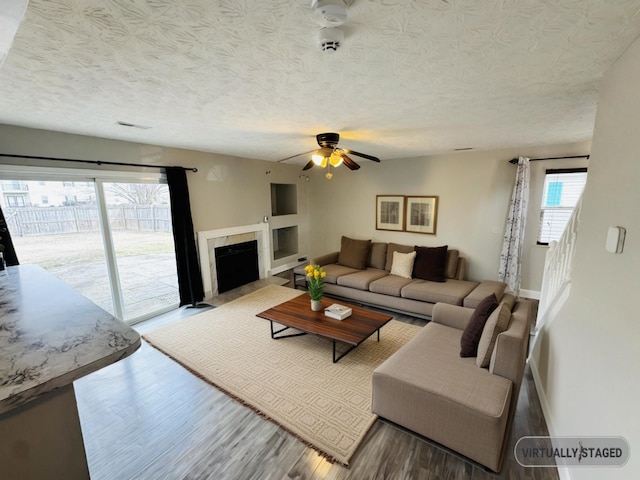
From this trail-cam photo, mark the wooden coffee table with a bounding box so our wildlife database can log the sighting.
[256,294,393,363]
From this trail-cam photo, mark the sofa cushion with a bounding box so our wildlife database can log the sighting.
[375,322,512,418]
[413,245,448,282]
[367,242,388,270]
[337,268,388,291]
[384,243,414,271]
[390,251,416,279]
[477,302,512,368]
[369,275,416,296]
[460,294,499,357]
[321,263,360,284]
[445,249,460,279]
[337,236,371,270]
[401,279,479,306]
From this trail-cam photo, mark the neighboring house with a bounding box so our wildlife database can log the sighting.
[0,180,94,207]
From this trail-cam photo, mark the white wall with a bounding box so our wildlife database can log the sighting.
[308,142,589,286]
[529,35,640,479]
[0,124,310,268]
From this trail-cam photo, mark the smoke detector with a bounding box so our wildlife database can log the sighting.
[317,27,344,53]
[311,0,348,28]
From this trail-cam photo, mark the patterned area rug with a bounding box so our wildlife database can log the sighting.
[143,285,421,466]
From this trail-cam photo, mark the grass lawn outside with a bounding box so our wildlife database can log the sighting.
[12,230,179,322]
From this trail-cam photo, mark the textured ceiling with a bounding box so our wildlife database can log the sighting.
[1,0,640,164]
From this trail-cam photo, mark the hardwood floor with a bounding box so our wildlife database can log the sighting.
[74,279,558,480]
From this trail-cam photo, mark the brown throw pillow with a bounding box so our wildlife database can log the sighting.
[384,243,414,271]
[412,245,448,282]
[337,236,371,270]
[460,294,499,357]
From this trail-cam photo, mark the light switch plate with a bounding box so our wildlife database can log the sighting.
[605,226,626,253]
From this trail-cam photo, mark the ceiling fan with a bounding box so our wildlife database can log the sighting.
[278,133,380,179]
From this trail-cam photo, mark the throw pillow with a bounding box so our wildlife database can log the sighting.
[460,293,499,357]
[390,250,416,279]
[337,236,371,270]
[384,243,415,271]
[412,245,448,282]
[367,242,388,270]
[476,302,512,368]
[445,249,460,278]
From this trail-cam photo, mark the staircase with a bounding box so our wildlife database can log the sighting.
[535,195,583,331]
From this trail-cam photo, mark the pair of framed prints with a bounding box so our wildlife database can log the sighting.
[376,195,438,234]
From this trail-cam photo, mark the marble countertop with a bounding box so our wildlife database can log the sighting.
[0,265,141,415]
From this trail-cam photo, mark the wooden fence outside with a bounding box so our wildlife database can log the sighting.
[5,205,172,236]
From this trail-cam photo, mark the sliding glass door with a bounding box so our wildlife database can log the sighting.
[102,181,178,321]
[0,168,179,323]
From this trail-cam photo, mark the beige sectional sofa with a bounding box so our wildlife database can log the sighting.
[295,238,507,318]
[372,295,531,472]
[296,237,530,472]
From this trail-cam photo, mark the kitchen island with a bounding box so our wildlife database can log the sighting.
[0,265,141,479]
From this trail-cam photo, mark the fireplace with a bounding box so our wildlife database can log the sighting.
[197,224,270,298]
[214,240,259,293]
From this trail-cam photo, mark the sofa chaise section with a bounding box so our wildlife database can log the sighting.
[371,296,532,472]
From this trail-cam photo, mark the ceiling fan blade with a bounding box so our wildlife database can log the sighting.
[277,149,316,163]
[340,153,360,170]
[340,148,381,163]
[302,160,315,170]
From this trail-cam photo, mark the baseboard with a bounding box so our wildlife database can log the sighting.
[520,289,540,300]
[528,359,572,480]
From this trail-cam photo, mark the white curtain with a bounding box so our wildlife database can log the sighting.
[498,156,530,296]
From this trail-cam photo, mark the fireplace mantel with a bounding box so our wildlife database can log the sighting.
[197,224,270,298]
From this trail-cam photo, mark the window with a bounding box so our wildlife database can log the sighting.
[0,170,179,324]
[7,195,26,207]
[537,168,588,245]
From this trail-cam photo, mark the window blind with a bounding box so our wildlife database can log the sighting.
[537,169,588,244]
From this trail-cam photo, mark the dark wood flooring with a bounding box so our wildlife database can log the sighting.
[74,278,558,480]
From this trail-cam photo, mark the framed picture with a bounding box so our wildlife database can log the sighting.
[376,195,405,231]
[405,196,438,234]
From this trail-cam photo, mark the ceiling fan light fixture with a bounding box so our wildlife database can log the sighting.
[312,147,333,166]
[329,151,343,167]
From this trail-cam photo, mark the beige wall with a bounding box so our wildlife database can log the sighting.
[529,35,640,479]
[308,142,589,286]
[0,124,310,267]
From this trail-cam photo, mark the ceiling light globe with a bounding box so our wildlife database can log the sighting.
[329,151,343,167]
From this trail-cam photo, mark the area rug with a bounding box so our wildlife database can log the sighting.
[143,285,421,466]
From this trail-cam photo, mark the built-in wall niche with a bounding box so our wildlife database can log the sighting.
[272,226,298,260]
[270,183,297,216]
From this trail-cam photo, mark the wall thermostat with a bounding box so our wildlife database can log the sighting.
[605,226,626,254]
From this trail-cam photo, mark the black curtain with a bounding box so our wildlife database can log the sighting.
[166,167,204,307]
[0,205,19,266]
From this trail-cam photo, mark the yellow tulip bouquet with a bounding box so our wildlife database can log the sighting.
[304,264,326,301]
